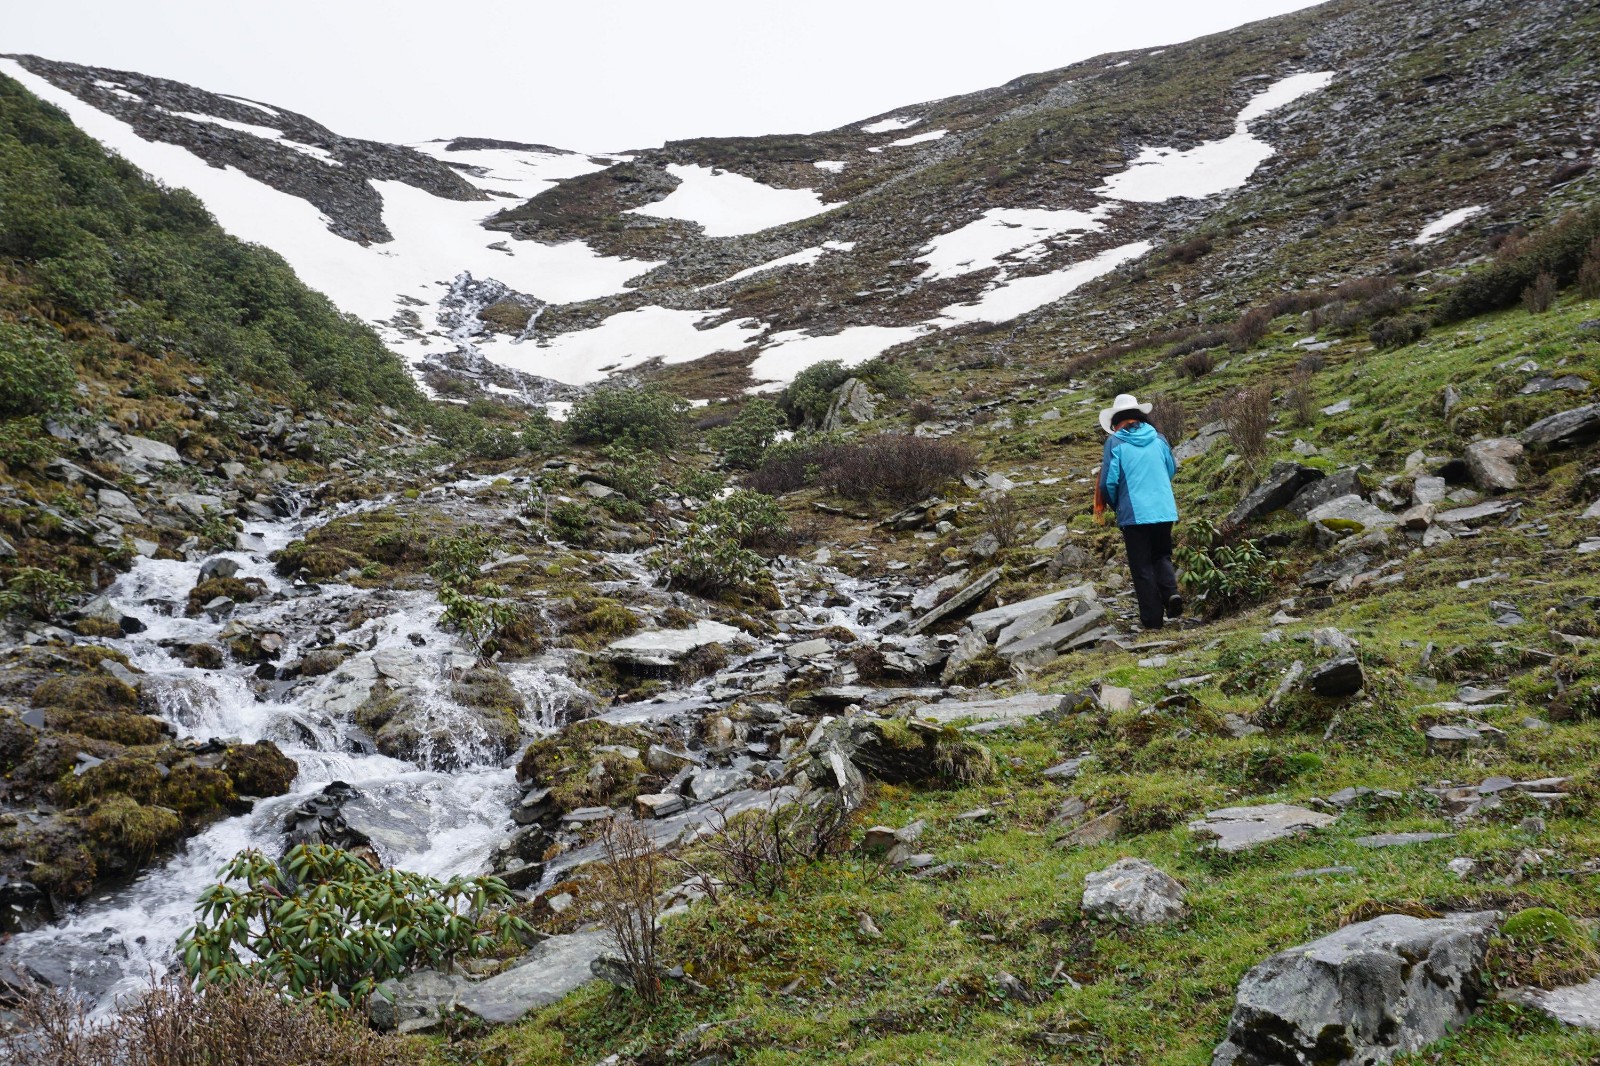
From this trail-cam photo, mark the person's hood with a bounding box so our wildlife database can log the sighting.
[1113,422,1162,447]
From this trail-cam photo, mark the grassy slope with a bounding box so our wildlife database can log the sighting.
[426,289,1600,1064]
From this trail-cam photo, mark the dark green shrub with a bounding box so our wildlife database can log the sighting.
[658,490,789,598]
[1369,314,1428,349]
[568,384,687,452]
[1174,518,1282,616]
[1438,206,1600,321]
[779,357,910,426]
[710,397,786,468]
[0,323,75,418]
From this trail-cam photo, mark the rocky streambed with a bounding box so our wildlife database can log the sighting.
[0,471,1119,1019]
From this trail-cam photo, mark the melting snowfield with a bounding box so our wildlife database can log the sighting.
[1097,70,1333,202]
[8,59,1336,391]
[1414,205,1487,244]
[627,163,839,237]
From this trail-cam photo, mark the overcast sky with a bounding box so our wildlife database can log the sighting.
[6,1,1325,152]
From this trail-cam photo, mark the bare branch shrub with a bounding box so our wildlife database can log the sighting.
[1180,348,1216,379]
[1220,385,1274,464]
[680,796,852,900]
[981,491,1022,550]
[1523,271,1558,314]
[5,975,405,1066]
[1167,234,1212,264]
[1286,367,1318,427]
[818,434,975,504]
[1580,237,1600,300]
[1147,396,1189,442]
[590,817,667,1004]
[1230,307,1274,350]
[1165,329,1229,360]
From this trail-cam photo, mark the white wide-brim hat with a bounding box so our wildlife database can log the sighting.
[1099,393,1154,435]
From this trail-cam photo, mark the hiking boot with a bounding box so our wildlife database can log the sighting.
[1165,594,1184,619]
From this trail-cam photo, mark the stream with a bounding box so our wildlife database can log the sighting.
[2,487,902,1013]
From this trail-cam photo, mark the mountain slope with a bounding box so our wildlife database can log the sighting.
[7,0,1595,406]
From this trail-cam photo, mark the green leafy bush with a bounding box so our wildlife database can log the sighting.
[0,566,83,619]
[710,397,786,468]
[0,323,75,418]
[568,384,687,452]
[179,844,531,1010]
[1174,519,1282,616]
[779,358,909,426]
[1369,314,1428,349]
[658,490,789,598]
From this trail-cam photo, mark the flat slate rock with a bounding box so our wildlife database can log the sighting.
[605,621,743,666]
[1503,977,1600,1030]
[456,932,613,1025]
[1189,803,1337,853]
[1354,832,1454,848]
[907,568,1001,635]
[967,583,1095,640]
[914,691,1066,725]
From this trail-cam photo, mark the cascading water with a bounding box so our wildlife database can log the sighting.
[1,498,571,1011]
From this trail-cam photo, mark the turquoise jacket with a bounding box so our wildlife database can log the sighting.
[1099,422,1178,527]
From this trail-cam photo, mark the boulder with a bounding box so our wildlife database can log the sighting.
[1463,438,1523,492]
[1211,911,1498,1066]
[1412,474,1448,506]
[603,621,742,669]
[1308,656,1365,698]
[998,605,1109,668]
[1227,463,1324,526]
[939,628,992,686]
[198,556,241,583]
[1521,403,1600,448]
[1285,470,1364,518]
[1502,977,1600,1031]
[821,378,877,431]
[372,932,611,1030]
[967,584,1096,641]
[104,434,182,472]
[1189,804,1337,853]
[906,568,1002,636]
[913,691,1069,726]
[1305,495,1396,531]
[1174,420,1228,462]
[1081,858,1188,926]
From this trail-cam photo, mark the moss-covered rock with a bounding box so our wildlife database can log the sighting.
[45,708,169,746]
[221,741,298,797]
[514,719,655,815]
[185,575,266,615]
[83,794,183,859]
[272,540,367,579]
[31,673,140,713]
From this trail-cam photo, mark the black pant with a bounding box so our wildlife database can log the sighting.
[1121,522,1179,628]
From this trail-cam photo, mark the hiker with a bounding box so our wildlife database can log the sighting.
[1093,393,1183,630]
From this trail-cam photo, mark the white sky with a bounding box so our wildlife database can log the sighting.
[4,0,1325,152]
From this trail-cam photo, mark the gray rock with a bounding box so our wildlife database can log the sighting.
[1521,403,1600,448]
[686,766,749,803]
[1285,470,1364,518]
[635,792,688,818]
[821,378,877,431]
[1435,498,1516,526]
[1425,723,1507,755]
[1189,804,1337,853]
[1032,525,1068,550]
[1227,462,1324,526]
[1308,656,1364,698]
[1300,552,1371,589]
[1041,755,1093,781]
[106,434,182,471]
[939,628,993,686]
[1502,977,1600,1030]
[1081,858,1188,926]
[1174,420,1229,462]
[198,556,241,583]
[968,584,1095,641]
[95,489,146,525]
[1463,438,1523,492]
[455,932,612,1025]
[1305,494,1396,531]
[1412,474,1448,506]
[1210,911,1498,1066]
[914,691,1068,726]
[604,621,742,668]
[906,568,1001,636]
[998,605,1109,668]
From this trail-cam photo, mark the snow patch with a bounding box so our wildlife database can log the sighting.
[748,324,931,386]
[1413,206,1486,244]
[628,164,838,237]
[1096,71,1334,203]
[0,60,659,376]
[220,94,280,117]
[861,115,921,133]
[813,160,847,173]
[93,79,141,102]
[918,206,1110,281]
[886,129,948,148]
[410,141,609,197]
[933,241,1153,325]
[480,306,763,387]
[699,241,854,290]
